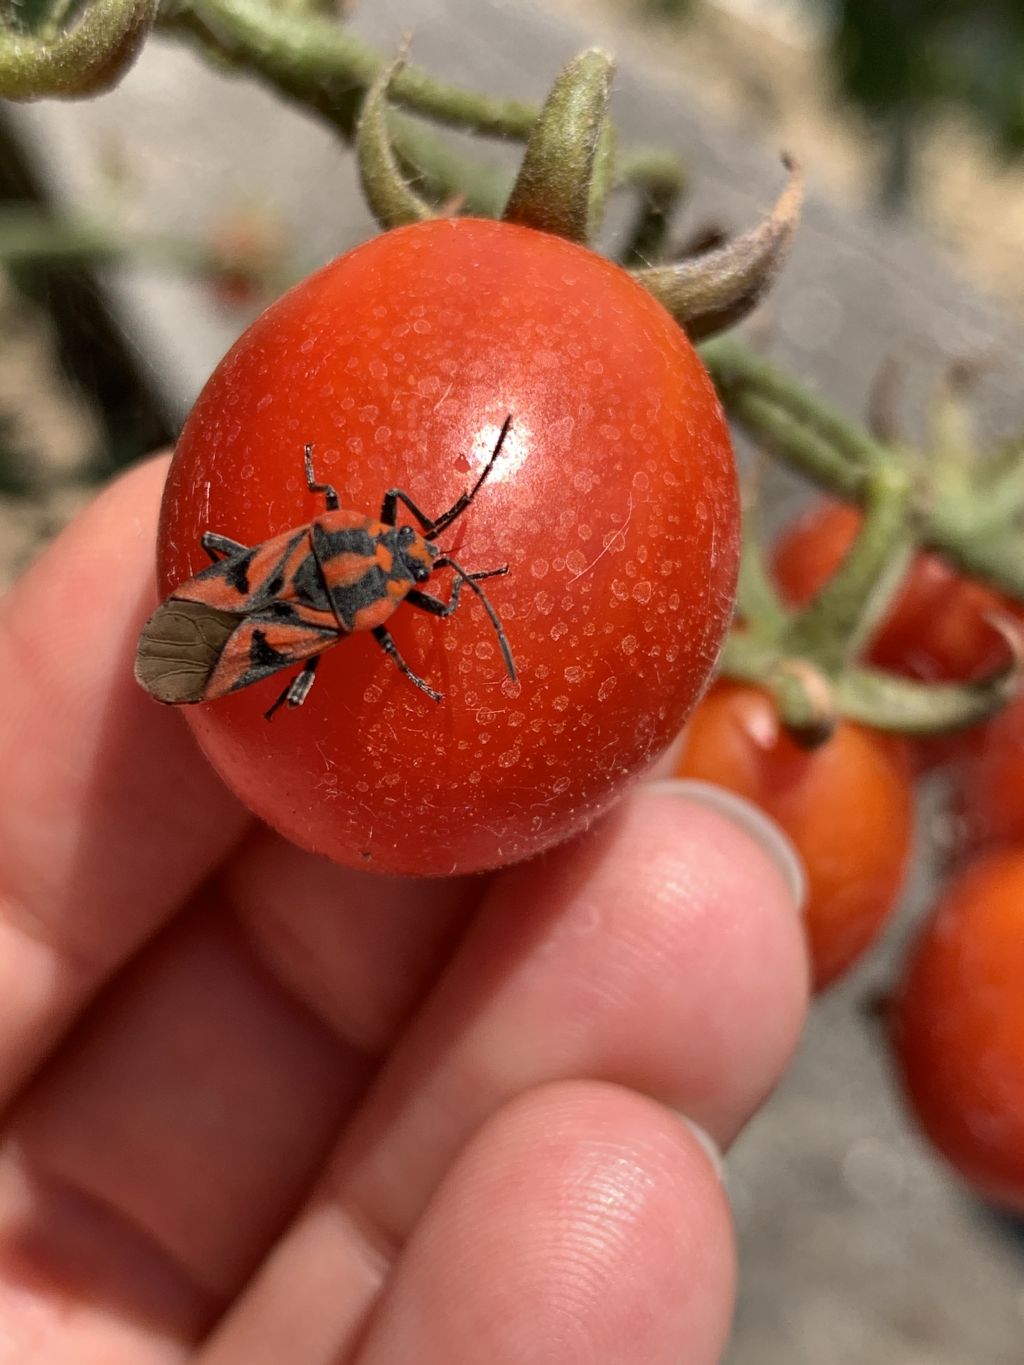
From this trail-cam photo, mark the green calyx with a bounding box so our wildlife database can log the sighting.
[0,0,156,99]
[632,157,804,340]
[503,49,614,243]
[356,54,435,229]
[352,41,801,343]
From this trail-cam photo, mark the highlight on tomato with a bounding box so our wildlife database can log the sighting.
[673,682,913,990]
[153,218,740,876]
[889,847,1024,1215]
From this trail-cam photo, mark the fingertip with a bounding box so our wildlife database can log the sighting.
[645,777,807,912]
[355,1081,736,1365]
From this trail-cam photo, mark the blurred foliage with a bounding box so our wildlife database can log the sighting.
[640,0,1024,206]
[0,0,86,35]
[833,0,1024,152]
[641,0,693,16]
[832,0,1024,203]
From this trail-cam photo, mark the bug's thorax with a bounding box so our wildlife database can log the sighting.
[359,519,437,587]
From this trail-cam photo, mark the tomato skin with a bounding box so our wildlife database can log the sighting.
[890,848,1024,1213]
[157,219,739,876]
[774,499,1012,684]
[673,682,913,989]
[954,691,1024,855]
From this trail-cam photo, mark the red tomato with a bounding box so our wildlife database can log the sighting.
[157,218,739,876]
[774,500,1012,684]
[673,682,913,989]
[890,848,1024,1214]
[954,691,1024,855]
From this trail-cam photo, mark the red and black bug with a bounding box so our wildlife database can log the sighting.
[135,417,516,718]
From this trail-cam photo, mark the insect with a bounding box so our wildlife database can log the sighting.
[135,417,516,718]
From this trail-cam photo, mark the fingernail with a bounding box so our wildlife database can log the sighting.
[646,778,807,911]
[678,1115,725,1182]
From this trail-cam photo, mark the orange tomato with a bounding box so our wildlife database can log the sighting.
[674,682,913,989]
[890,848,1024,1214]
[773,500,1012,685]
[954,691,1024,856]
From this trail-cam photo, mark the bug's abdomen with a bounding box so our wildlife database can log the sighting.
[311,515,415,632]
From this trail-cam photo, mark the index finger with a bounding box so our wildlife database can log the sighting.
[0,457,251,1100]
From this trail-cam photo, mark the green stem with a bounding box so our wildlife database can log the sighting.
[702,336,884,474]
[735,480,789,633]
[834,658,1021,735]
[1,0,155,98]
[703,336,1024,605]
[719,384,864,499]
[719,634,836,744]
[781,463,914,671]
[615,150,687,267]
[926,517,1024,601]
[159,0,535,139]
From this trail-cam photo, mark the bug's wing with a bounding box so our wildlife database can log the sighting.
[203,604,340,700]
[135,599,240,704]
[136,599,340,706]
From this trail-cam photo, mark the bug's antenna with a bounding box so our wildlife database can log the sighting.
[435,555,517,681]
[427,415,512,541]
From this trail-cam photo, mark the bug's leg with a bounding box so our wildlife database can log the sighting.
[264,656,321,721]
[406,567,508,618]
[379,486,434,531]
[380,415,512,535]
[405,580,464,618]
[424,557,516,682]
[372,626,443,702]
[304,443,339,512]
[202,532,249,562]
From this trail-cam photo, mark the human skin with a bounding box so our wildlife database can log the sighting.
[0,456,808,1364]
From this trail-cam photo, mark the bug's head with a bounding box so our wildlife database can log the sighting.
[397,523,436,583]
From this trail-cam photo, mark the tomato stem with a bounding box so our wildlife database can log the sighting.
[834,653,1022,735]
[0,203,301,289]
[735,471,790,633]
[781,464,914,672]
[704,336,1024,601]
[159,0,535,138]
[615,150,688,267]
[0,0,155,98]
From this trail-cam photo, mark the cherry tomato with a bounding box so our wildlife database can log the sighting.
[157,218,739,876]
[954,691,1024,855]
[773,500,1022,769]
[673,682,913,989]
[890,848,1024,1214]
[774,499,1012,683]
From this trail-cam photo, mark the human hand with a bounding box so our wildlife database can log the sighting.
[0,457,807,1364]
